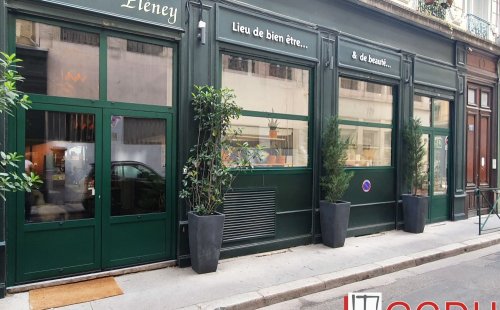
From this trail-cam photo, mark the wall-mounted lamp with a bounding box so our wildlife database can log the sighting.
[197,0,206,45]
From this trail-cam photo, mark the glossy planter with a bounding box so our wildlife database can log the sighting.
[319,201,350,248]
[402,194,429,234]
[188,211,225,274]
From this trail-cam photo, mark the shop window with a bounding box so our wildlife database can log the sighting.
[15,20,99,99]
[107,37,173,106]
[339,77,394,167]
[339,78,393,125]
[222,54,309,116]
[123,117,165,145]
[227,116,308,167]
[434,99,450,128]
[221,54,310,168]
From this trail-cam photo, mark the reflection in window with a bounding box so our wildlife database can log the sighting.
[111,116,166,216]
[340,78,359,90]
[25,110,96,223]
[434,135,448,194]
[340,125,392,167]
[468,89,476,106]
[15,19,99,99]
[339,77,393,124]
[416,135,430,196]
[108,37,173,106]
[222,54,309,116]
[434,100,450,128]
[481,92,489,108]
[225,116,308,168]
[414,96,431,127]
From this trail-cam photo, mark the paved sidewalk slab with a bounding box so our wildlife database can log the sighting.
[1,217,500,310]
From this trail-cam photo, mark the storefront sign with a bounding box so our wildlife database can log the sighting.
[414,59,457,91]
[217,5,318,61]
[40,0,182,29]
[338,38,401,78]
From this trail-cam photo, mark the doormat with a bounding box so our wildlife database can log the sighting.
[29,277,123,310]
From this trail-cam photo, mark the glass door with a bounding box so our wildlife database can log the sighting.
[101,110,173,268]
[17,105,102,283]
[414,96,450,222]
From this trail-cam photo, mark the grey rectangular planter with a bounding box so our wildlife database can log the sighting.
[188,212,225,274]
[319,201,350,248]
[402,194,428,233]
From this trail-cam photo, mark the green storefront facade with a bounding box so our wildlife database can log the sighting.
[0,0,498,296]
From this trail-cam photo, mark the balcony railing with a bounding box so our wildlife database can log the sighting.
[417,0,446,20]
[467,14,490,40]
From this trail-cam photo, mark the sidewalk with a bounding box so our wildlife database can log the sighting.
[2,216,500,310]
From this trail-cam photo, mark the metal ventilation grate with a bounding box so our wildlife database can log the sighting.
[223,188,276,243]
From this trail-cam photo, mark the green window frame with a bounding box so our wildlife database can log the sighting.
[10,15,178,113]
[220,52,313,170]
[338,76,396,168]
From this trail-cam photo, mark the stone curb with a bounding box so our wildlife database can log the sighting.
[188,234,500,310]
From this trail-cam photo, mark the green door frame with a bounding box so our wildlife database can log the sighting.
[6,13,178,285]
[15,102,103,283]
[419,98,451,223]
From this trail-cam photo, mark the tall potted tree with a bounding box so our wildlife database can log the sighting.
[402,118,428,233]
[320,117,354,248]
[180,85,257,274]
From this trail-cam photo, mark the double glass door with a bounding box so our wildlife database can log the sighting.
[16,105,173,283]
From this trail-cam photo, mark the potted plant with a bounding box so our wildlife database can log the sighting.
[402,118,428,234]
[180,85,258,274]
[268,117,279,139]
[319,117,354,248]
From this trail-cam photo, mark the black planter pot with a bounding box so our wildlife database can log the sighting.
[188,211,225,274]
[319,200,350,248]
[402,194,428,234]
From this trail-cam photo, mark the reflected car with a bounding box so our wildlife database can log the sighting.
[83,161,166,216]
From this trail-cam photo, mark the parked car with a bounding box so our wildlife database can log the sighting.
[83,161,166,216]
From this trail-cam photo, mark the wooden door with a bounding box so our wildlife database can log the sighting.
[466,85,494,216]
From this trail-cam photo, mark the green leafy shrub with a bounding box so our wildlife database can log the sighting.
[403,118,426,196]
[180,86,260,215]
[321,117,353,203]
[0,52,42,199]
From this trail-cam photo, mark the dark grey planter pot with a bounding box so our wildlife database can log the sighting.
[402,194,429,234]
[188,211,225,274]
[319,200,350,248]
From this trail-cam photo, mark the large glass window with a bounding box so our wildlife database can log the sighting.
[107,37,173,106]
[222,54,310,168]
[16,20,99,99]
[339,77,394,167]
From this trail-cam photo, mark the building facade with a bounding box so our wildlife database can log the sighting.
[0,0,498,297]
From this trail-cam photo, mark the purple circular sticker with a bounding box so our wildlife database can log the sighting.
[362,180,371,193]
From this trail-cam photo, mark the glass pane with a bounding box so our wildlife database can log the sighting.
[433,135,448,195]
[416,134,430,196]
[226,116,308,167]
[414,95,431,127]
[481,92,489,108]
[108,37,173,106]
[339,77,393,124]
[221,54,309,116]
[111,116,166,216]
[433,100,450,129]
[340,125,392,167]
[25,110,96,223]
[16,20,99,99]
[467,89,476,106]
